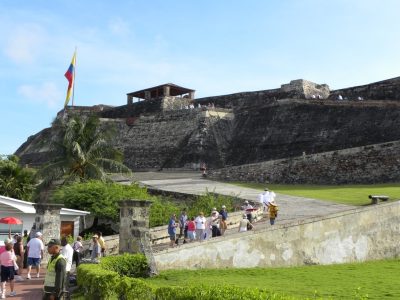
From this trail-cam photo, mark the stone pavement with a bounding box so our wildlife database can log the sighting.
[2,269,46,300]
[135,171,356,223]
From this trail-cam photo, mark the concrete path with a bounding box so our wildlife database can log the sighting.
[134,171,356,223]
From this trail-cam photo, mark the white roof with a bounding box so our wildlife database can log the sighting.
[0,195,90,216]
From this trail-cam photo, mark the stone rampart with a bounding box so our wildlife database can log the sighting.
[153,201,400,270]
[227,100,400,166]
[209,140,400,184]
[329,76,400,100]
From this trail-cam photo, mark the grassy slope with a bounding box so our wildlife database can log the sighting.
[229,182,400,205]
[147,259,400,299]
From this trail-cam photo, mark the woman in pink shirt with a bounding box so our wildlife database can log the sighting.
[0,240,17,298]
[187,217,196,242]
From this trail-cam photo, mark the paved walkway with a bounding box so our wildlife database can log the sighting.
[135,171,356,223]
[3,269,45,300]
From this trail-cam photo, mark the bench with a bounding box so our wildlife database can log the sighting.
[368,195,389,205]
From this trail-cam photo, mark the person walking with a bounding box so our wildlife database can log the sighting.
[26,232,44,279]
[96,232,106,257]
[90,235,101,261]
[268,200,279,225]
[72,236,83,267]
[194,212,206,241]
[60,237,73,275]
[43,239,66,300]
[219,205,228,235]
[168,214,178,248]
[238,214,253,232]
[13,236,24,281]
[0,238,17,298]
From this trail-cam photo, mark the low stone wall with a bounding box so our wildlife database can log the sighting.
[154,201,400,270]
[209,140,400,184]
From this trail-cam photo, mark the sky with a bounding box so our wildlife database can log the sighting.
[1,0,400,155]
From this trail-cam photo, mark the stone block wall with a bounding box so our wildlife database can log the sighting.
[153,201,400,270]
[226,100,400,166]
[209,140,400,184]
[329,76,400,100]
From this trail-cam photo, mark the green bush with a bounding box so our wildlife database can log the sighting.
[76,264,120,299]
[100,253,149,278]
[76,260,295,300]
[118,277,154,300]
[154,285,294,300]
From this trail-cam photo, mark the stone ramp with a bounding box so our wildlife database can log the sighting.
[137,172,356,221]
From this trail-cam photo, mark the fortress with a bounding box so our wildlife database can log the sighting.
[16,76,400,184]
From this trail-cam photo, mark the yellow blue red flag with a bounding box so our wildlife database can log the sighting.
[64,52,76,107]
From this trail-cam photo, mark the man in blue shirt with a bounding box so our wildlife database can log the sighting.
[219,205,228,235]
[168,214,177,248]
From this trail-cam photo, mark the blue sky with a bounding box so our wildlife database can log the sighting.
[1,0,400,155]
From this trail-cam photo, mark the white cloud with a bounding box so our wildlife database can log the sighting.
[18,82,62,108]
[4,23,46,64]
[108,17,130,36]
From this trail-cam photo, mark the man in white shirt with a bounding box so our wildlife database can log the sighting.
[60,237,74,273]
[26,231,44,279]
[194,212,206,241]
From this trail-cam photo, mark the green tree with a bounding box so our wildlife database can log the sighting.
[36,114,131,200]
[0,155,36,200]
[52,180,153,227]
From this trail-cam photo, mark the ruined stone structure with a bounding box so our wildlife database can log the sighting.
[15,77,400,183]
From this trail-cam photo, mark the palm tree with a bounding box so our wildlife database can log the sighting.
[36,114,131,201]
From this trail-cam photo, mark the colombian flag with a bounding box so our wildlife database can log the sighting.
[64,52,76,107]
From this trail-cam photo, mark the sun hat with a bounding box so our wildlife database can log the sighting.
[270,200,277,206]
[4,238,12,244]
[35,232,42,237]
[242,214,247,218]
[264,187,269,191]
[244,200,249,204]
[92,234,99,239]
[221,205,226,208]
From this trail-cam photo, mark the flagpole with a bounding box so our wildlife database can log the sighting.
[72,47,77,107]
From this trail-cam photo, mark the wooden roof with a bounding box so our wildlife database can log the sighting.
[127,83,195,99]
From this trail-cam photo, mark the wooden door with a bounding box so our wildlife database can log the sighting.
[60,221,74,237]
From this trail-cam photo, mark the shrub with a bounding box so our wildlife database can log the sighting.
[154,285,294,300]
[100,253,149,278]
[117,277,154,300]
[77,264,120,299]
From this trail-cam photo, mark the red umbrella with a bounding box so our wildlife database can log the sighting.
[0,216,23,238]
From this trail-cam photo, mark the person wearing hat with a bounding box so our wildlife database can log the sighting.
[219,205,228,235]
[238,214,253,232]
[26,231,44,279]
[43,239,66,300]
[242,200,254,223]
[91,235,101,261]
[268,200,279,225]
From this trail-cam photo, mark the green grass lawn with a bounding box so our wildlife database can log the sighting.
[228,182,400,206]
[147,259,400,299]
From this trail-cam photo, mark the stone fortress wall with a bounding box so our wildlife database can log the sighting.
[209,140,400,184]
[153,201,400,270]
[15,76,400,183]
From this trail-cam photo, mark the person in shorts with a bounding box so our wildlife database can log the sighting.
[1,239,17,298]
[26,232,44,279]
